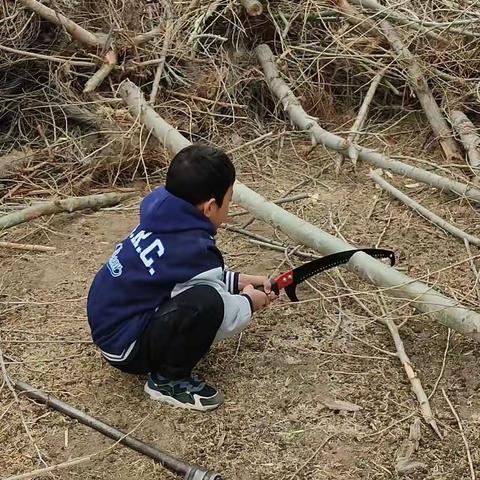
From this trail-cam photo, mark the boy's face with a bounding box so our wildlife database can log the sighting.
[200,186,233,229]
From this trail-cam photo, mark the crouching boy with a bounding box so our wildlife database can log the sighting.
[87,144,276,411]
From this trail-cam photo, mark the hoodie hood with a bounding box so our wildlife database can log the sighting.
[139,186,216,235]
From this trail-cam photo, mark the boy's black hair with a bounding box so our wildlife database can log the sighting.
[166,144,235,206]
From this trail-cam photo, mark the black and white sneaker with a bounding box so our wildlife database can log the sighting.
[144,373,224,411]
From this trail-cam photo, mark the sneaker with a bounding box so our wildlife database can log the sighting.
[144,372,224,412]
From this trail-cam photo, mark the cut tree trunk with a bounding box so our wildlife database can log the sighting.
[118,78,480,341]
[0,192,135,230]
[255,44,480,203]
[240,0,263,16]
[451,110,480,177]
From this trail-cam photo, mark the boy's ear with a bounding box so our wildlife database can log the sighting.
[199,198,216,218]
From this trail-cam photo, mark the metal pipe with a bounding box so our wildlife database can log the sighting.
[15,381,224,480]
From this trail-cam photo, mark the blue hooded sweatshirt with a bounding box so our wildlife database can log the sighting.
[87,187,252,363]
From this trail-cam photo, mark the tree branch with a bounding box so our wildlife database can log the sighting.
[369,170,480,247]
[0,192,135,230]
[118,78,480,342]
[255,44,480,202]
[18,0,103,48]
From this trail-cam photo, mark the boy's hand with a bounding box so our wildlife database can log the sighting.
[238,274,274,295]
[242,285,271,312]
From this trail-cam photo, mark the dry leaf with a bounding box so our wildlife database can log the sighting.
[321,398,362,412]
[395,418,427,475]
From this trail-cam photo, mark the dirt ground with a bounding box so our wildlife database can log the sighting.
[1,120,480,479]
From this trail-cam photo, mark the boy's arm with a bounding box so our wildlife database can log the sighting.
[213,290,253,342]
[223,271,272,294]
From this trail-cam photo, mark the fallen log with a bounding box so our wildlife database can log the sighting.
[0,192,135,231]
[118,78,480,341]
[255,44,480,203]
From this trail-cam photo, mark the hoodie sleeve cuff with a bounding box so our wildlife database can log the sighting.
[223,271,240,294]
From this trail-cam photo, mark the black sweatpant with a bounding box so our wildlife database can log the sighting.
[108,285,224,380]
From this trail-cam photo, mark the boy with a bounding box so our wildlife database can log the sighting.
[87,144,276,412]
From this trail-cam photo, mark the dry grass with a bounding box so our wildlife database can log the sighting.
[1,0,480,478]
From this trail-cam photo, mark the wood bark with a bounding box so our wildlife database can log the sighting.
[369,170,480,246]
[118,78,480,341]
[451,111,480,176]
[0,192,134,230]
[255,44,480,203]
[240,0,263,16]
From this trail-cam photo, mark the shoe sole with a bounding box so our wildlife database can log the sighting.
[144,382,221,412]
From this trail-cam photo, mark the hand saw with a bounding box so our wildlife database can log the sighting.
[263,248,395,302]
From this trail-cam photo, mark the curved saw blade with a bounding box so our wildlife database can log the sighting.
[280,248,395,302]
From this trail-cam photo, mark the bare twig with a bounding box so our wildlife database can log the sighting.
[0,344,46,467]
[340,69,385,168]
[369,170,480,246]
[0,44,95,66]
[229,193,310,217]
[247,239,320,260]
[383,315,442,437]
[429,329,452,399]
[288,436,334,480]
[336,273,441,437]
[0,241,55,252]
[150,1,173,104]
[442,389,476,480]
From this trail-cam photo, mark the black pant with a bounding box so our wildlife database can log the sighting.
[109,285,224,380]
